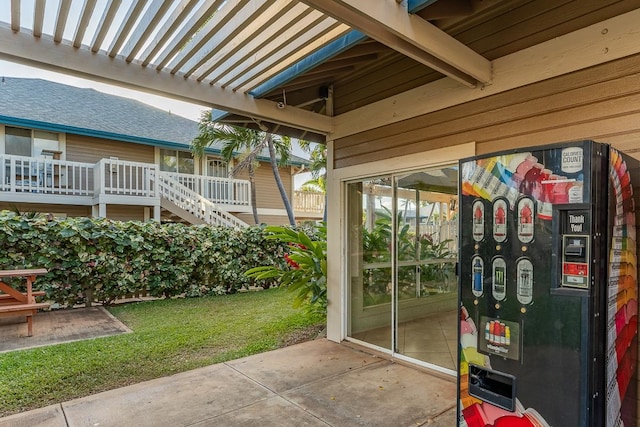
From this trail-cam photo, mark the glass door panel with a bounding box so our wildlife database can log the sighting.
[346,166,459,371]
[394,167,459,370]
[347,178,393,350]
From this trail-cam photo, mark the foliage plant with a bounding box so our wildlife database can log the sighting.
[361,209,456,306]
[0,211,288,306]
[245,223,327,315]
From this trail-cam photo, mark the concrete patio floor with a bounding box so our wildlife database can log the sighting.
[0,339,457,427]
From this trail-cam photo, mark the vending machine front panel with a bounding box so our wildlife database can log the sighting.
[458,141,603,427]
[458,141,639,427]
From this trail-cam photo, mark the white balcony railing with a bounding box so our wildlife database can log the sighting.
[94,158,157,197]
[160,172,250,206]
[0,155,251,207]
[0,155,318,224]
[1,154,93,195]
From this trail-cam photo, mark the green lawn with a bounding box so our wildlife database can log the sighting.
[0,288,325,417]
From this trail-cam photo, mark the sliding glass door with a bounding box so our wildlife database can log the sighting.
[347,166,458,371]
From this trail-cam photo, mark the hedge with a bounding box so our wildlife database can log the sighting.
[0,211,289,306]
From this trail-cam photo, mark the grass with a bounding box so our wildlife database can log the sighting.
[0,288,325,417]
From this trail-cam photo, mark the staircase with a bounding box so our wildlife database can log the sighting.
[152,172,248,228]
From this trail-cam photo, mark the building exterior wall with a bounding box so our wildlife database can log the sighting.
[334,53,640,168]
[235,213,290,226]
[105,205,147,222]
[66,135,155,164]
[235,165,293,210]
[328,52,640,423]
[0,203,91,218]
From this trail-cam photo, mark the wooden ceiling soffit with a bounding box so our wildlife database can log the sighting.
[331,8,640,140]
[0,23,331,135]
[299,0,492,87]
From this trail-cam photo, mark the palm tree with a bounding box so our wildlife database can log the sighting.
[264,132,296,225]
[192,111,296,225]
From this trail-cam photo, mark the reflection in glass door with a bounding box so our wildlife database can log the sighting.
[347,166,459,371]
[394,169,458,369]
[347,178,394,351]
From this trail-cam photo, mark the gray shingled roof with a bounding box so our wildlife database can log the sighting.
[0,77,309,165]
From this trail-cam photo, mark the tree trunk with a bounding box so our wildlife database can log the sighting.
[266,134,296,226]
[248,165,260,224]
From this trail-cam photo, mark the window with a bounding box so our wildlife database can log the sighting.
[34,131,59,157]
[160,149,194,174]
[5,127,31,156]
[5,127,59,157]
[207,158,228,178]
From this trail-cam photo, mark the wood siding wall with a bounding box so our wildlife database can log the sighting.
[333,0,640,115]
[235,213,289,226]
[65,135,155,164]
[0,203,91,217]
[234,165,293,210]
[334,52,640,423]
[105,205,146,222]
[334,53,640,168]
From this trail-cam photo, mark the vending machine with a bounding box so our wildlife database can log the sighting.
[458,141,638,426]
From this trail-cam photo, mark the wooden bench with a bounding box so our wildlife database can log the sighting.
[0,269,49,337]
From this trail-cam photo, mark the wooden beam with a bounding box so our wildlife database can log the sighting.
[108,0,147,58]
[90,0,121,53]
[332,8,640,140]
[169,0,262,75]
[121,0,173,62]
[215,9,337,87]
[200,3,313,83]
[10,0,20,32]
[139,0,200,66]
[73,0,97,48]
[0,23,332,135]
[151,0,226,71]
[299,0,491,87]
[233,23,350,92]
[177,0,296,78]
[54,0,72,43]
[33,0,46,37]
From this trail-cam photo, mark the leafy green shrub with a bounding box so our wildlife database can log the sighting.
[245,223,327,315]
[0,211,288,306]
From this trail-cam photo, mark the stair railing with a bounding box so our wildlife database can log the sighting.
[152,171,247,228]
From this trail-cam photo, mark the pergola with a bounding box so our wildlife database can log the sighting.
[0,1,562,139]
[1,1,639,146]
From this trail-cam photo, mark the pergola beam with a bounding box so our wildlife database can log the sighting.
[139,0,198,66]
[33,0,45,37]
[122,0,173,62]
[107,0,147,58]
[91,0,121,53]
[168,0,258,75]
[73,0,97,48]
[53,0,72,43]
[152,0,226,71]
[299,0,491,87]
[10,0,19,32]
[0,23,332,135]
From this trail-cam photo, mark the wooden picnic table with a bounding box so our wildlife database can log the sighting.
[0,268,50,337]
